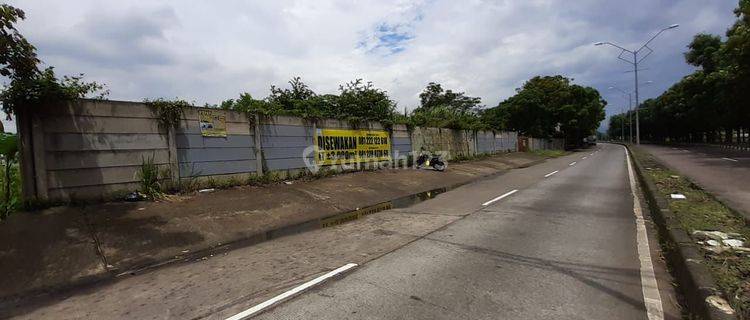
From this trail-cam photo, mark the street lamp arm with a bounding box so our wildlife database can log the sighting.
[595,41,634,54]
[636,24,679,54]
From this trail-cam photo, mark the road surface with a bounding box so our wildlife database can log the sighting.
[639,144,750,219]
[254,144,678,320]
[3,144,678,319]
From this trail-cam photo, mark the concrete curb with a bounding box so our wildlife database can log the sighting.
[624,144,737,320]
[0,154,552,306]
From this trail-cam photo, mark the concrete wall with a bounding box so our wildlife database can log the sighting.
[528,137,565,151]
[34,100,172,200]
[177,108,256,179]
[257,116,385,172]
[410,127,476,159]
[20,99,523,201]
[410,128,517,159]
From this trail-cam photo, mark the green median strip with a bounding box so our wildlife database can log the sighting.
[631,146,749,319]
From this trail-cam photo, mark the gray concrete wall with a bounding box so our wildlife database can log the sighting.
[495,131,518,152]
[410,127,476,159]
[528,137,565,151]
[23,99,520,201]
[391,124,411,159]
[177,108,256,178]
[36,100,171,200]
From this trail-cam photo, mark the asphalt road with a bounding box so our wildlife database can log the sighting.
[254,144,677,320]
[4,144,678,319]
[639,144,750,219]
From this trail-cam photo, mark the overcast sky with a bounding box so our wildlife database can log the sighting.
[1,0,739,133]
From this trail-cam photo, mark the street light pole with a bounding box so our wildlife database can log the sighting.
[621,107,625,141]
[595,24,678,145]
[609,86,633,143]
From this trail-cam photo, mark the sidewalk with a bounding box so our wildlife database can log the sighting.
[0,152,545,301]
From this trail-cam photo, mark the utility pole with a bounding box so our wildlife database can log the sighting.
[596,24,679,145]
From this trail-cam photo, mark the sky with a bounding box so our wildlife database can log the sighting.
[1,0,739,133]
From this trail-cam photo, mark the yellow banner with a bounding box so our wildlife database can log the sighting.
[315,128,391,165]
[199,109,227,137]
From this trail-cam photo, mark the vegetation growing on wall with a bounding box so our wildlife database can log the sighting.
[144,98,191,129]
[220,77,398,126]
[608,0,750,144]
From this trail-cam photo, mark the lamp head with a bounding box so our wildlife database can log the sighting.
[594,42,604,46]
[668,24,679,29]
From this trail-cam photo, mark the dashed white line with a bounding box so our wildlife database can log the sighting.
[582,156,587,160]
[544,170,559,178]
[225,263,358,320]
[482,189,518,206]
[569,161,577,166]
[623,146,664,320]
[722,157,739,162]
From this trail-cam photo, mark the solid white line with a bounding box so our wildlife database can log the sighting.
[569,161,577,166]
[544,170,559,178]
[722,157,739,162]
[622,146,664,320]
[225,263,358,320]
[482,189,518,206]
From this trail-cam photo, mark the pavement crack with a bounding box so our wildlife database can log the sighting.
[80,210,110,270]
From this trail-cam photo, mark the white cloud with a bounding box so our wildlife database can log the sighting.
[0,0,739,132]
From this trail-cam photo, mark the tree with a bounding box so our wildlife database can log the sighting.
[411,82,486,130]
[685,34,722,73]
[0,5,38,82]
[488,75,605,147]
[418,82,482,113]
[0,4,107,117]
[336,79,396,124]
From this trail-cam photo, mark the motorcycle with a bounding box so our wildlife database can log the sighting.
[415,153,446,171]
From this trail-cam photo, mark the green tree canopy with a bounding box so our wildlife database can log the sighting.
[485,75,605,146]
[615,0,750,144]
[0,4,106,116]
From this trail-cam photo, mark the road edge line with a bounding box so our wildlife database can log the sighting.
[225,263,358,320]
[625,143,738,320]
[623,145,665,320]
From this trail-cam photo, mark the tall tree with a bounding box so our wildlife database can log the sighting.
[488,75,605,146]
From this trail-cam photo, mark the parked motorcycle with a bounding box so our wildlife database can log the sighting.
[416,153,446,171]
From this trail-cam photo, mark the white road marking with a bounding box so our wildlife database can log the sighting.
[482,189,518,206]
[544,170,559,178]
[722,157,739,162]
[623,146,664,320]
[582,156,587,159]
[225,263,358,320]
[569,161,577,166]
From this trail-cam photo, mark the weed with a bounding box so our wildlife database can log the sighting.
[137,155,162,199]
[528,149,566,158]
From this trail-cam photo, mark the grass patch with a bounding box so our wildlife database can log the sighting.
[528,149,567,158]
[451,152,493,162]
[632,147,750,317]
[0,160,21,217]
